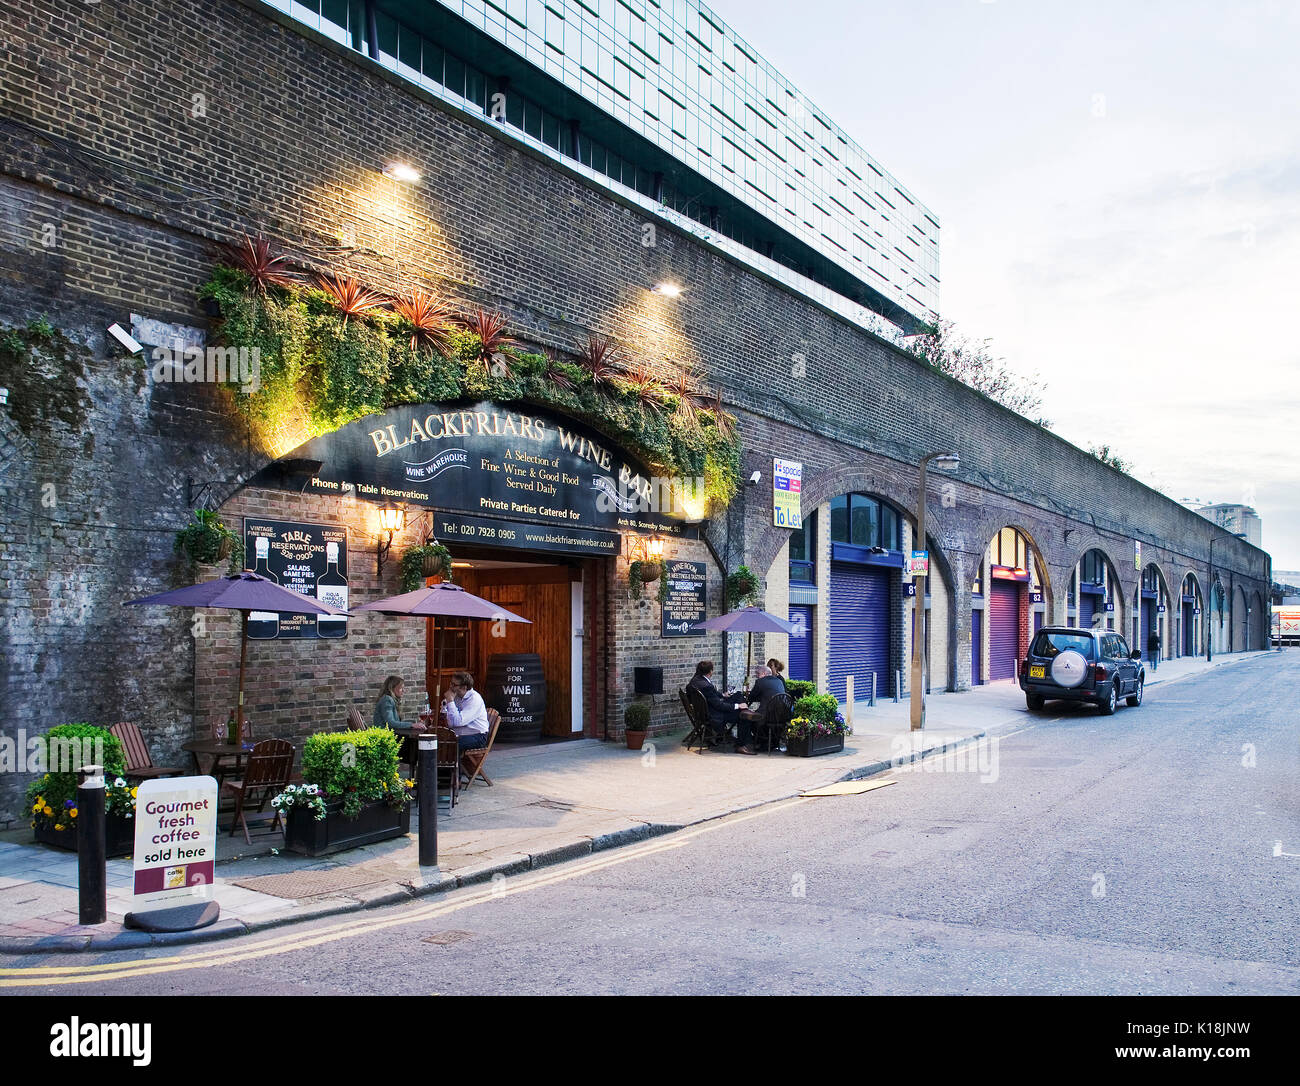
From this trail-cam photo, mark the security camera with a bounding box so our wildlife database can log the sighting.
[749,470,762,485]
[107,323,144,355]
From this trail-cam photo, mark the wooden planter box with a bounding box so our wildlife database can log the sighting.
[34,813,135,858]
[284,797,410,857]
[785,732,846,758]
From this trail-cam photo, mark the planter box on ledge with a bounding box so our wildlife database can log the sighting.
[785,732,846,758]
[34,813,135,858]
[284,797,410,857]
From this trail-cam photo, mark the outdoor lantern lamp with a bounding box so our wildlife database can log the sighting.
[382,162,421,183]
[376,503,406,576]
[647,536,666,561]
[911,451,959,732]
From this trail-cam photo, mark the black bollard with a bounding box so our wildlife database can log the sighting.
[417,732,438,866]
[77,763,107,925]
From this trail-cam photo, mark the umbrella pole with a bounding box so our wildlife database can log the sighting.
[235,610,248,746]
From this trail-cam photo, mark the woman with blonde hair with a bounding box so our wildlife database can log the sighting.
[373,675,412,729]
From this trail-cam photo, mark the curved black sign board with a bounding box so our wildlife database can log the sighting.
[251,401,697,543]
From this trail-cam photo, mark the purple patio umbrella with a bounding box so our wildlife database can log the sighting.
[126,572,347,745]
[353,583,531,702]
[692,605,798,684]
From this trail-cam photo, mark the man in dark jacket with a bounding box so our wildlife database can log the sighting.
[748,665,787,715]
[1147,627,1160,671]
[688,660,755,754]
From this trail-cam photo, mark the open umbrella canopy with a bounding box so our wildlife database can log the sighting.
[352,582,531,624]
[692,606,796,635]
[126,571,346,615]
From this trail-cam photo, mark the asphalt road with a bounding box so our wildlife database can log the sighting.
[6,652,1299,996]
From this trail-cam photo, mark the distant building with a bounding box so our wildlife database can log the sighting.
[1196,504,1262,548]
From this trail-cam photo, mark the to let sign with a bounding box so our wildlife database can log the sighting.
[132,777,217,907]
[909,550,930,576]
[773,458,802,529]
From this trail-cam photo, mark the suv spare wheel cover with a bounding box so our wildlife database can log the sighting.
[1050,649,1089,688]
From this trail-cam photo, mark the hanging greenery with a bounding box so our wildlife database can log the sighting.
[199,265,741,513]
[399,541,454,593]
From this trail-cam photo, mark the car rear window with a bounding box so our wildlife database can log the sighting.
[1030,632,1095,659]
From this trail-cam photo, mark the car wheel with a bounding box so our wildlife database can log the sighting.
[1098,681,1117,715]
[1026,693,1044,710]
[1126,676,1143,707]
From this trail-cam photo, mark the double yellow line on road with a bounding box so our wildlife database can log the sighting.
[1,797,813,987]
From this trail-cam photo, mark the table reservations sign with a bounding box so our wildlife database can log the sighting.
[243,518,348,639]
[132,776,217,906]
[249,400,695,539]
[661,560,707,637]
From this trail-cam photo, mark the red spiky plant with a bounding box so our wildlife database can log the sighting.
[315,271,390,324]
[576,333,624,390]
[392,290,455,354]
[218,235,298,295]
[459,308,515,376]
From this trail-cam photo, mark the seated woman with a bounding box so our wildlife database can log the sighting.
[373,675,413,730]
[441,670,491,751]
[766,658,788,691]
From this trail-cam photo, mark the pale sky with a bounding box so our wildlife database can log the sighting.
[706,0,1300,570]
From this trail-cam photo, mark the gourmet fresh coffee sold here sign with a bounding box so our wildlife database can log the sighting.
[131,776,217,907]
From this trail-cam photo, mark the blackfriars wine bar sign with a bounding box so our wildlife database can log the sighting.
[252,401,698,556]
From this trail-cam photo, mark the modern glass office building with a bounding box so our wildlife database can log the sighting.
[269,0,940,334]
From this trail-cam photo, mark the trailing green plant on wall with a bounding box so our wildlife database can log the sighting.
[175,508,244,573]
[726,565,760,608]
[199,261,741,513]
[0,317,93,437]
[399,541,454,593]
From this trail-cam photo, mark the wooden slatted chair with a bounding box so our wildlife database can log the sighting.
[109,722,184,780]
[347,707,366,731]
[460,708,501,791]
[434,726,459,810]
[219,738,294,844]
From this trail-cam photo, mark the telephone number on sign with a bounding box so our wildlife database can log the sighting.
[446,523,518,541]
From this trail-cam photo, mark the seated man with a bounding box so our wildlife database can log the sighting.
[748,665,787,716]
[688,660,755,755]
[441,670,491,752]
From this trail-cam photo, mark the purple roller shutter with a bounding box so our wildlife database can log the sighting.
[1183,602,1194,655]
[1140,599,1153,655]
[787,605,813,682]
[828,563,890,701]
[971,608,983,685]
[989,580,1020,681]
[1078,592,1096,631]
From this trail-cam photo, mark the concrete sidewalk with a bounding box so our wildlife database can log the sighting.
[0,649,1274,953]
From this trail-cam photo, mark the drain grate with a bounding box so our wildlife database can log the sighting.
[422,930,476,946]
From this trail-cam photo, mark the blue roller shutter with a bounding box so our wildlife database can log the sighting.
[828,564,890,702]
[1183,602,1194,655]
[787,605,813,682]
[1033,610,1043,637]
[971,608,983,685]
[1078,592,1096,630]
[989,580,1020,681]
[1140,599,1153,655]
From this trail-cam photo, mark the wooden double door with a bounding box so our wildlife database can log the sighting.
[426,563,577,738]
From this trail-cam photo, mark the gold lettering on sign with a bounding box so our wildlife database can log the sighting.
[370,429,393,456]
[475,412,492,435]
[423,414,443,439]
[409,417,429,443]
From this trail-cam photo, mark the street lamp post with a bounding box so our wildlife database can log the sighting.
[911,451,959,731]
[1206,535,1216,663]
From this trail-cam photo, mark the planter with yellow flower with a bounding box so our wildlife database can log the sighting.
[25,724,138,856]
[280,729,412,857]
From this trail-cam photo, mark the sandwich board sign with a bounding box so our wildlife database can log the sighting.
[131,776,217,907]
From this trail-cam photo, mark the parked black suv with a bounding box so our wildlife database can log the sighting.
[1018,626,1145,715]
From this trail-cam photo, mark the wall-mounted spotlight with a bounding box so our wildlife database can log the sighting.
[376,502,407,576]
[651,281,682,297]
[107,323,143,355]
[382,162,421,184]
[0,387,8,407]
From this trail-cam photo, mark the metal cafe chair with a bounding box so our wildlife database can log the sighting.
[753,693,794,754]
[434,726,459,810]
[683,685,732,753]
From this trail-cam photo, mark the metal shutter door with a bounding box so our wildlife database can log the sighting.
[828,564,890,702]
[1140,599,1153,655]
[989,580,1020,681]
[1033,610,1043,637]
[787,605,813,682]
[971,608,983,685]
[1078,593,1096,630]
[1183,602,1194,655]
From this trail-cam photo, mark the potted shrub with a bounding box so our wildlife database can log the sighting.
[281,728,412,856]
[400,541,454,592]
[624,700,651,750]
[26,724,137,857]
[175,508,243,573]
[785,679,817,700]
[785,694,851,757]
[726,565,760,608]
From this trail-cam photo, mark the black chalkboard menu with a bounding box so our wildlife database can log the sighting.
[661,560,707,637]
[243,518,349,639]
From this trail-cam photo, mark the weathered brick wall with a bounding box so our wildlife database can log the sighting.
[0,0,1273,819]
